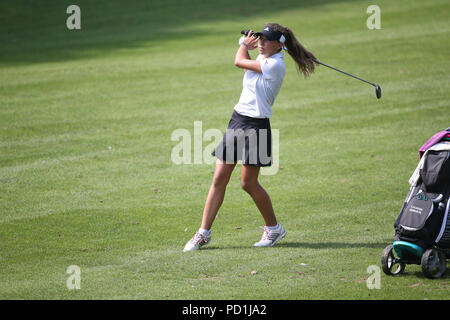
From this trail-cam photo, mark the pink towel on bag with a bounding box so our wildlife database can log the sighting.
[419,131,450,159]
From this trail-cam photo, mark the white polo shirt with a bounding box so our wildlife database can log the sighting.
[234,51,286,119]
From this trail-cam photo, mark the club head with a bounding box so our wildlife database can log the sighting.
[375,85,382,99]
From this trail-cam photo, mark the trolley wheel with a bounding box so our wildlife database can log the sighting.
[381,244,406,276]
[421,248,447,279]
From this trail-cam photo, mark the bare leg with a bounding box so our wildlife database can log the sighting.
[240,165,277,226]
[200,159,237,230]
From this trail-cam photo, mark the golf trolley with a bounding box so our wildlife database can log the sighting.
[381,241,449,279]
[381,128,450,279]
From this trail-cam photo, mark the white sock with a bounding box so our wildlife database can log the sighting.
[198,228,211,237]
[266,223,279,230]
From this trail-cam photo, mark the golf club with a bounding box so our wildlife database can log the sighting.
[240,30,381,99]
[314,60,382,99]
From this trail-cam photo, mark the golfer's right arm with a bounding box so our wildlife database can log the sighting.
[235,32,261,73]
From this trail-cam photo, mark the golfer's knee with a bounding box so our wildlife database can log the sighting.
[241,179,258,193]
[212,173,231,189]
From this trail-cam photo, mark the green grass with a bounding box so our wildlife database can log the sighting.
[1,0,449,299]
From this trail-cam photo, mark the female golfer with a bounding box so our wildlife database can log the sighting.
[183,23,316,252]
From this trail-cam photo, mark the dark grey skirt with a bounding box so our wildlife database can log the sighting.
[212,110,272,167]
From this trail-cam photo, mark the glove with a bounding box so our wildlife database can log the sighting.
[238,35,246,46]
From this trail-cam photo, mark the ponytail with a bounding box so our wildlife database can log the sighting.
[266,23,316,78]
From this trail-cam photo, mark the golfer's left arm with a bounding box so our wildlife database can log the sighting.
[234,32,262,73]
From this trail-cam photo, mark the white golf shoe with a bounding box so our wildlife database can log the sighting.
[183,232,211,252]
[254,223,286,247]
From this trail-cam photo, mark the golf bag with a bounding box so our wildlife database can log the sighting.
[394,129,450,251]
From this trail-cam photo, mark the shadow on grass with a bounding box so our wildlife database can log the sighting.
[277,241,388,249]
[203,241,388,250]
[0,0,360,66]
[389,269,450,280]
[411,270,450,279]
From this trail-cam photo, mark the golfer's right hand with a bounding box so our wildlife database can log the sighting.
[244,30,258,50]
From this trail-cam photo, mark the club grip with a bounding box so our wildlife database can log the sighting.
[241,30,259,37]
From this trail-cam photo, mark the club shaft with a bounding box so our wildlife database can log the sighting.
[314,60,377,88]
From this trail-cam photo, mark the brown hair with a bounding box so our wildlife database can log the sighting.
[266,23,316,78]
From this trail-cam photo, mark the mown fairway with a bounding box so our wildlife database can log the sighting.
[0,0,449,299]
